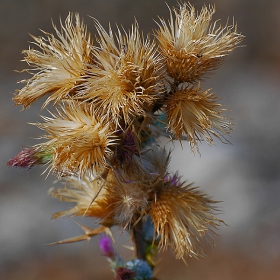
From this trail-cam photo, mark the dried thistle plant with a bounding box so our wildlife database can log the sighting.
[8,3,243,279]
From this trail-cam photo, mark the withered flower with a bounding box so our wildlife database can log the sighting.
[14,13,93,108]
[34,101,116,177]
[155,3,243,83]
[165,84,233,151]
[50,170,149,229]
[49,174,114,224]
[81,21,165,125]
[149,174,221,259]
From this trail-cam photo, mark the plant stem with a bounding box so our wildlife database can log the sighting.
[132,218,146,260]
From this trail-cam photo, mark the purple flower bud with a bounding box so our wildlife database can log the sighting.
[7,148,39,169]
[99,236,114,258]
[7,148,53,169]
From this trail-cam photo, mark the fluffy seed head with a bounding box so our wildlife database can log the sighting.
[49,174,116,226]
[80,21,165,125]
[149,175,222,259]
[155,3,243,83]
[50,170,150,229]
[165,85,233,152]
[105,175,149,228]
[34,101,116,177]
[115,145,171,191]
[14,13,93,108]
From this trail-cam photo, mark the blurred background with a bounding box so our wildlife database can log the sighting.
[1,0,280,279]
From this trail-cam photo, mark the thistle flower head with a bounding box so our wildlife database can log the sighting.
[165,84,233,152]
[81,21,165,125]
[149,174,221,259]
[155,3,243,83]
[14,13,93,108]
[34,101,116,177]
